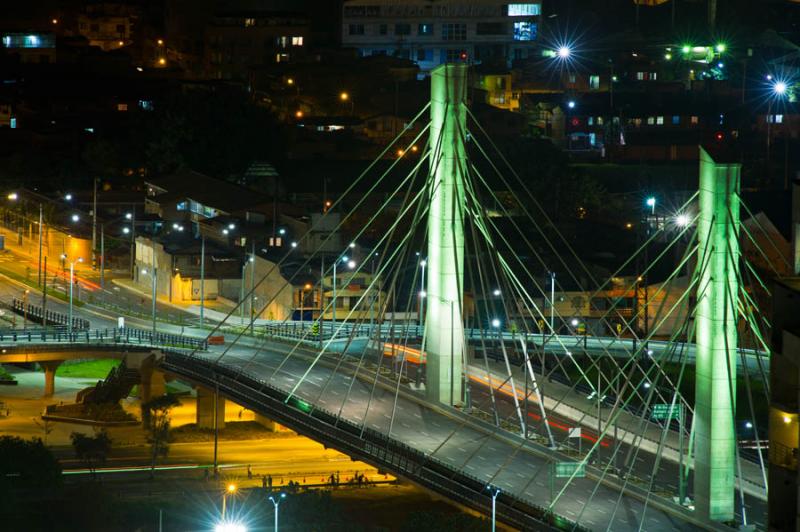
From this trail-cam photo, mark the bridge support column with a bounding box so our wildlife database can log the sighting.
[40,361,61,397]
[139,366,166,404]
[424,63,468,407]
[196,386,225,430]
[693,146,740,522]
[255,414,290,432]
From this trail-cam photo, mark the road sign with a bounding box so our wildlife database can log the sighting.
[554,462,586,478]
[651,403,681,421]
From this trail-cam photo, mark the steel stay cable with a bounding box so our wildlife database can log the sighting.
[208,119,433,367]
[740,199,792,271]
[187,106,432,364]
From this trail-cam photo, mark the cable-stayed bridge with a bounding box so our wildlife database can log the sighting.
[7,63,780,530]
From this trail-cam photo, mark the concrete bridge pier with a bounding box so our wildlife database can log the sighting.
[196,385,225,430]
[139,364,166,404]
[40,361,62,397]
[255,413,291,432]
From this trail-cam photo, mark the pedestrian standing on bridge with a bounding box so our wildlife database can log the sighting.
[262,475,267,489]
[247,464,252,479]
[268,474,272,489]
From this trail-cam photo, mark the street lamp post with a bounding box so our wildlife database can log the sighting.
[63,255,83,334]
[487,486,500,532]
[419,259,427,330]
[221,484,237,520]
[332,250,356,325]
[240,255,253,326]
[142,267,157,333]
[200,235,206,329]
[268,493,286,532]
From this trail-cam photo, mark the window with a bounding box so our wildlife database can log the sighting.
[507,3,541,16]
[117,103,128,112]
[395,24,411,36]
[416,49,432,62]
[633,118,642,127]
[769,114,784,124]
[442,23,466,41]
[656,116,664,125]
[597,116,604,125]
[418,23,433,36]
[379,24,387,35]
[672,116,680,125]
[395,49,410,59]
[348,24,364,36]
[244,18,255,27]
[647,117,655,125]
[589,75,600,90]
[636,72,645,81]
[690,116,699,124]
[588,117,594,125]
[476,22,505,35]
[651,72,658,80]
[568,74,576,84]
[512,21,536,41]
[292,36,303,46]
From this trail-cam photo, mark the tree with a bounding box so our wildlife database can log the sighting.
[70,430,112,479]
[142,394,181,477]
[0,436,61,498]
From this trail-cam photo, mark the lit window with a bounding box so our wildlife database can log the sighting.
[442,23,466,41]
[568,74,576,84]
[589,75,600,89]
[672,116,680,125]
[656,116,664,125]
[276,53,289,63]
[690,116,699,124]
[647,117,655,125]
[597,116,604,125]
[636,72,645,81]
[117,103,128,112]
[512,21,536,41]
[292,36,303,46]
[776,114,784,124]
[507,4,541,16]
[244,18,255,27]
[651,72,658,80]
[588,117,594,125]
[418,23,433,36]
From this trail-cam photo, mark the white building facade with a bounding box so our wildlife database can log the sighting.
[341,1,542,72]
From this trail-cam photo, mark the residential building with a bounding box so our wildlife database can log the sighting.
[77,3,138,52]
[341,0,542,72]
[0,32,57,64]
[204,9,310,80]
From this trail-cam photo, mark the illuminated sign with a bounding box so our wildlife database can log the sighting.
[508,4,541,16]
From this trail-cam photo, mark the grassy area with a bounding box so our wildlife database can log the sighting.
[55,359,120,379]
[0,364,15,381]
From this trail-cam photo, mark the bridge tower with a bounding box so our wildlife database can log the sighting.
[424,64,468,406]
[693,146,741,522]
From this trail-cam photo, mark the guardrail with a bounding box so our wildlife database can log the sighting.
[0,327,207,351]
[11,297,89,330]
[161,351,590,532]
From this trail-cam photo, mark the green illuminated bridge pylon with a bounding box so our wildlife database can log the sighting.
[693,146,741,522]
[424,64,468,406]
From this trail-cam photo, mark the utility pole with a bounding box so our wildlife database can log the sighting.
[37,204,43,287]
[200,235,205,329]
[92,177,97,270]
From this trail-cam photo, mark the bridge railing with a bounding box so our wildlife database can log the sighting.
[161,351,591,532]
[10,297,90,330]
[0,327,207,351]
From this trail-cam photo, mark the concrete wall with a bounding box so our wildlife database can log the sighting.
[244,256,293,321]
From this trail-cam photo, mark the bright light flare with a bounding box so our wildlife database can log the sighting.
[215,522,247,532]
[675,213,690,227]
[491,318,501,328]
[774,81,788,95]
[557,46,571,59]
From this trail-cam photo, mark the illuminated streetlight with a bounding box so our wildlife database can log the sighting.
[491,318,501,328]
[7,193,17,201]
[774,81,788,95]
[125,212,132,220]
[123,227,130,234]
[278,228,286,235]
[646,196,656,215]
[287,78,294,85]
[295,110,303,118]
[339,92,349,101]
[291,241,297,248]
[269,493,287,532]
[71,214,80,222]
[158,57,166,66]
[681,44,691,54]
[157,39,164,46]
[715,43,726,53]
[349,242,356,249]
[228,223,236,230]
[65,193,73,201]
[745,421,753,429]
[675,213,690,227]
[570,318,579,327]
[492,288,501,296]
[215,523,247,532]
[557,46,571,59]
[567,100,576,109]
